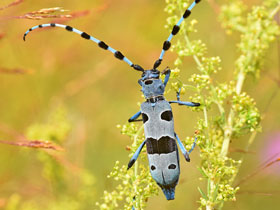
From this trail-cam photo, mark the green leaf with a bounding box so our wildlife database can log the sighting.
[198,187,208,200]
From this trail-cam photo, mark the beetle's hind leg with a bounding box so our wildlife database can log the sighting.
[188,136,197,154]
[174,133,197,162]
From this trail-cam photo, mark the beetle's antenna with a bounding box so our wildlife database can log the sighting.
[153,0,201,69]
[23,23,144,72]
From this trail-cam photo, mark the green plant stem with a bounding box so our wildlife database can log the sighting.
[183,31,217,210]
[219,0,280,157]
[132,125,144,210]
[270,3,280,18]
[221,70,245,158]
[183,34,210,133]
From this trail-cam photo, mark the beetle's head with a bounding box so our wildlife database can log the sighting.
[140,69,160,81]
[138,69,165,99]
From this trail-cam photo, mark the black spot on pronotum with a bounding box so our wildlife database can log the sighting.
[163,41,171,51]
[50,23,56,27]
[183,10,191,18]
[65,25,73,31]
[161,110,173,121]
[142,113,149,123]
[168,164,176,169]
[98,41,108,50]
[81,32,90,39]
[195,0,201,3]
[114,51,124,60]
[172,25,180,35]
[151,165,156,171]
[144,80,153,85]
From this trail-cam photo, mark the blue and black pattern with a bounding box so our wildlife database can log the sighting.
[23,0,202,202]
[153,0,201,69]
[23,23,144,72]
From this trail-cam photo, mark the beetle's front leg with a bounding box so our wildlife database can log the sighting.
[162,67,171,87]
[128,111,142,122]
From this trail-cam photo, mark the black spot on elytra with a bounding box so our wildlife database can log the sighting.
[151,165,156,171]
[142,113,148,123]
[146,136,176,154]
[161,110,173,121]
[168,164,176,169]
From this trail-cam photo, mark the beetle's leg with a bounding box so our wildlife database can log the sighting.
[162,68,171,87]
[128,111,142,122]
[174,133,191,162]
[169,100,200,107]
[127,140,146,170]
[188,136,197,154]
[176,88,182,101]
[169,88,200,107]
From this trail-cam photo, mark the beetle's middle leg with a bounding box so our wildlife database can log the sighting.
[174,133,197,162]
[127,140,146,170]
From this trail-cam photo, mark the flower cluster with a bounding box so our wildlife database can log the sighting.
[97,0,279,209]
[96,124,158,210]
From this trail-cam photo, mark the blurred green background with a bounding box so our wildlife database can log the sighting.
[0,0,279,209]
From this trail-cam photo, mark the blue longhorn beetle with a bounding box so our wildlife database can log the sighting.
[23,0,202,200]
